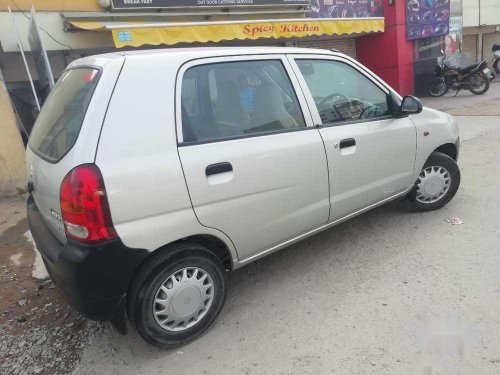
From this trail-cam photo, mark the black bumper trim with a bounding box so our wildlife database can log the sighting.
[27,195,149,329]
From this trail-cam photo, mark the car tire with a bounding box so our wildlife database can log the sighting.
[403,152,460,212]
[127,242,227,348]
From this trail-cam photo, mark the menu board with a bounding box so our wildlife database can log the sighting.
[406,0,451,40]
[309,0,383,19]
[111,0,310,9]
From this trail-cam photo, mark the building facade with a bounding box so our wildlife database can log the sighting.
[1,0,492,197]
[0,0,385,196]
[463,0,500,63]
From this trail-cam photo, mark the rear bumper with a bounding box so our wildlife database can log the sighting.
[27,195,149,332]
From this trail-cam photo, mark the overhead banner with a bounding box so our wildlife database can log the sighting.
[103,18,384,47]
[406,0,450,40]
[111,0,310,10]
[309,0,383,19]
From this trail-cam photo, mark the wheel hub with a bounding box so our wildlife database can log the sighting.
[416,166,451,204]
[153,267,214,332]
[172,286,201,317]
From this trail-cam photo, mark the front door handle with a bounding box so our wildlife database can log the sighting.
[206,162,233,176]
[339,138,356,149]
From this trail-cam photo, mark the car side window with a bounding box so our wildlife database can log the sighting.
[296,59,391,125]
[181,60,305,143]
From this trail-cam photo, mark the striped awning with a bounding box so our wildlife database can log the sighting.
[68,18,384,48]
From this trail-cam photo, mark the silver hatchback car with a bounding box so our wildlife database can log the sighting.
[26,47,460,348]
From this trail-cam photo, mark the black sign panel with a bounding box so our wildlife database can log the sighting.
[111,0,310,9]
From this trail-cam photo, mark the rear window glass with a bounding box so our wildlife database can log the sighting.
[28,68,100,162]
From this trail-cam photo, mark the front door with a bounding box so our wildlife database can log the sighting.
[289,55,417,221]
[177,56,330,260]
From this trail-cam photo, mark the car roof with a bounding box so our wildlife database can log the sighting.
[115,46,340,58]
[70,46,344,68]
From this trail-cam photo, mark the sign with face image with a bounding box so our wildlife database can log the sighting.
[406,0,451,40]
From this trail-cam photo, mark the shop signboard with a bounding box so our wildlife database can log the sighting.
[111,0,310,9]
[406,0,451,40]
[308,0,383,19]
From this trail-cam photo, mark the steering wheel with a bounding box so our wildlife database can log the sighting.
[359,103,386,120]
[318,93,351,121]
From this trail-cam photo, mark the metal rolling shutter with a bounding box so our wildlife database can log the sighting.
[297,38,357,59]
[461,35,478,61]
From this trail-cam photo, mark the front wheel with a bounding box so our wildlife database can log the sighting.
[403,152,461,212]
[429,79,449,97]
[469,73,490,95]
[127,243,227,348]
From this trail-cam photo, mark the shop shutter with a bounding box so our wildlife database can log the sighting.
[461,35,478,62]
[297,38,356,59]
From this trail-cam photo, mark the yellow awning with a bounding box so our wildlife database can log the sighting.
[69,18,384,48]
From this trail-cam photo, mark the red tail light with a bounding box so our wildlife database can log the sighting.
[60,164,117,244]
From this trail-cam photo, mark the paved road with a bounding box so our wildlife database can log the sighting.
[420,80,500,115]
[72,117,500,375]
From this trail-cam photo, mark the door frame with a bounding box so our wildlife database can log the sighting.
[285,53,402,127]
[175,53,317,145]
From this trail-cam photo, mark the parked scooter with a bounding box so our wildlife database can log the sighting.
[430,50,491,97]
[490,43,500,79]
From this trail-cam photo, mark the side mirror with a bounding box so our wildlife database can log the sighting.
[400,95,423,115]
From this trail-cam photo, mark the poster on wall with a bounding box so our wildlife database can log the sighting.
[111,0,310,9]
[445,16,462,55]
[308,0,383,18]
[406,0,450,40]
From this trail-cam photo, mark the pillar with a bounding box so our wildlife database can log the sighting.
[356,1,414,95]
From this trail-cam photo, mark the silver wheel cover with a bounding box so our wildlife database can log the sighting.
[153,267,214,332]
[416,165,451,204]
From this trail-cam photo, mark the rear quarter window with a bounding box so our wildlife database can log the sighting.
[28,68,100,163]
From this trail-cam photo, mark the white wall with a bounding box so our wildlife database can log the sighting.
[0,12,114,52]
[480,0,500,26]
[463,0,480,27]
[463,0,500,27]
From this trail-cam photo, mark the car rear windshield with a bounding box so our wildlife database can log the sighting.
[28,68,100,162]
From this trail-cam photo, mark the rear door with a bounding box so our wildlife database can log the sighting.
[177,55,330,261]
[288,54,417,222]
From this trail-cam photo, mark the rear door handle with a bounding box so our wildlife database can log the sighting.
[339,138,356,149]
[206,162,233,176]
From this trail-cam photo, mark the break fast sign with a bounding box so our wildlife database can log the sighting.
[111,0,310,9]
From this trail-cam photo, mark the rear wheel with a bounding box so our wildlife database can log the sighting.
[469,72,490,95]
[127,243,227,348]
[403,152,460,212]
[429,79,449,97]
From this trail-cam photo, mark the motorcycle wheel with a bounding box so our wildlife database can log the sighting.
[469,73,490,95]
[429,80,449,97]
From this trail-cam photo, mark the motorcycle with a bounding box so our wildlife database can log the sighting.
[430,50,491,97]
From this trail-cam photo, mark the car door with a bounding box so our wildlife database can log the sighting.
[288,54,417,222]
[176,55,330,261]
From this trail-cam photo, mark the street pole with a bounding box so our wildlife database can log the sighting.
[8,6,41,112]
